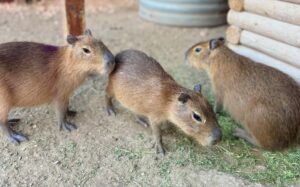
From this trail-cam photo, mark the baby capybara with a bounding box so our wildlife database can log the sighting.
[185,37,300,150]
[0,29,115,144]
[105,50,221,155]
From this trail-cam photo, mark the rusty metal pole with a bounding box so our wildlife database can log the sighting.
[65,0,85,36]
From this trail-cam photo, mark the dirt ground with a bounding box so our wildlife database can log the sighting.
[0,3,263,187]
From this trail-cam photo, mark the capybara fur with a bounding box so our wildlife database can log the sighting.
[0,29,115,144]
[185,37,300,150]
[105,49,222,155]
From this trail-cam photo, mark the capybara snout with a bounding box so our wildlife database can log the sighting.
[173,88,222,147]
[103,48,115,74]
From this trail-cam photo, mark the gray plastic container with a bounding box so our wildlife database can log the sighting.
[139,0,228,27]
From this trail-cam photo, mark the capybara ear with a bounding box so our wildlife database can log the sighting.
[67,35,79,45]
[209,38,224,50]
[194,84,202,93]
[84,29,92,36]
[178,93,191,103]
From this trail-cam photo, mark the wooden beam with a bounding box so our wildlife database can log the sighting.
[280,0,300,4]
[239,30,300,68]
[228,44,300,85]
[65,0,85,36]
[227,10,300,47]
[229,0,300,26]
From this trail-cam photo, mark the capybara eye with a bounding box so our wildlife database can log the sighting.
[194,48,201,53]
[192,112,202,122]
[82,48,91,54]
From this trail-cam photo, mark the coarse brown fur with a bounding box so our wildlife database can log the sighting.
[105,49,221,154]
[185,38,300,150]
[0,29,115,144]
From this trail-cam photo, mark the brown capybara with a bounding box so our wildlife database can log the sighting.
[105,49,222,155]
[185,37,300,150]
[0,29,115,144]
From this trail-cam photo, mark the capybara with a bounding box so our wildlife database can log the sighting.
[185,37,300,150]
[105,49,221,155]
[0,29,115,144]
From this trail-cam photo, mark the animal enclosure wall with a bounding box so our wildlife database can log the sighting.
[226,0,300,84]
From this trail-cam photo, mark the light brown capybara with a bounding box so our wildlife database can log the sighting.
[105,49,222,155]
[0,29,115,144]
[185,37,300,150]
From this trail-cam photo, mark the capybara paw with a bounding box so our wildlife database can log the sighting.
[233,127,246,138]
[8,130,28,144]
[155,143,166,155]
[106,106,116,116]
[213,106,219,113]
[8,119,21,126]
[136,116,150,128]
[67,110,77,117]
[60,121,77,132]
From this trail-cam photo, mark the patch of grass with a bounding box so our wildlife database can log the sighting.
[114,146,143,160]
[157,159,172,187]
[59,141,78,169]
[172,110,300,186]
[79,164,100,186]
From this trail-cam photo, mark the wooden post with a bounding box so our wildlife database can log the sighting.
[229,0,244,11]
[65,0,85,36]
[226,25,242,45]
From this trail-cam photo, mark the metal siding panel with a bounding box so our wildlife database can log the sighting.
[139,0,228,27]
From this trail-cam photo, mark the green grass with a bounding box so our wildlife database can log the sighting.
[112,110,300,186]
[169,105,300,186]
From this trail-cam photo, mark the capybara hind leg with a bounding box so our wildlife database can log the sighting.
[214,97,223,113]
[105,85,116,116]
[8,118,21,126]
[151,121,165,155]
[233,127,258,146]
[105,95,116,116]
[53,99,77,132]
[67,108,77,117]
[136,115,149,128]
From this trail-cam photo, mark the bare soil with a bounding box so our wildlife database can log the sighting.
[0,3,263,187]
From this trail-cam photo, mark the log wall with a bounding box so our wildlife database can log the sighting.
[227,0,300,84]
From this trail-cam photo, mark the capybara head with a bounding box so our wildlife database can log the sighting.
[67,29,115,75]
[185,37,225,70]
[169,84,222,146]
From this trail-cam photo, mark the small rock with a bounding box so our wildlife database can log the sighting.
[54,160,61,165]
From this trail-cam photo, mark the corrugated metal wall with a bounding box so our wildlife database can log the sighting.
[139,0,228,27]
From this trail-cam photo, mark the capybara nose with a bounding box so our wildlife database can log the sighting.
[103,51,115,73]
[104,50,115,64]
[212,128,222,145]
